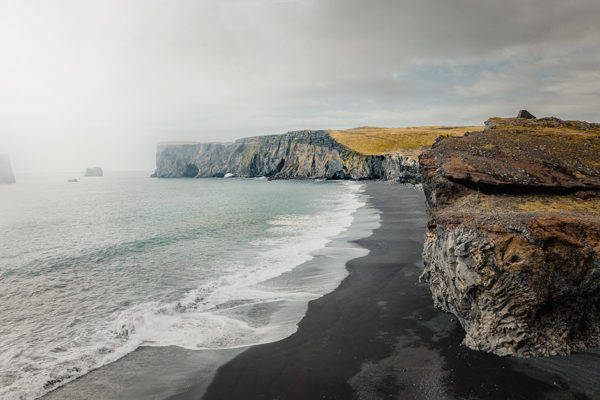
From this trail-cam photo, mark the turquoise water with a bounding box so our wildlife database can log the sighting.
[0,172,370,399]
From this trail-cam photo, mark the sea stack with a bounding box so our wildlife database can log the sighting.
[85,167,103,177]
[0,154,16,184]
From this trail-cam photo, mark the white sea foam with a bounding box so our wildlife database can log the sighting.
[0,181,379,400]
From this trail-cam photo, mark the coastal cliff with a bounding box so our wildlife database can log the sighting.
[419,115,600,357]
[152,130,419,182]
[0,154,16,184]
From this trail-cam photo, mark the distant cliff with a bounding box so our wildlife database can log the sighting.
[152,130,419,182]
[0,154,16,184]
[419,115,600,357]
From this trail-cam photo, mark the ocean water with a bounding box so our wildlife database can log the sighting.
[0,172,376,400]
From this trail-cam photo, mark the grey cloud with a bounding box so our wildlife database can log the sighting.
[0,0,598,172]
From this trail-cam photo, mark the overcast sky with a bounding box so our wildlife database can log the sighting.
[1,0,599,172]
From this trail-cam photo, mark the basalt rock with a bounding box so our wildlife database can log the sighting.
[152,130,419,182]
[0,154,16,184]
[419,115,600,357]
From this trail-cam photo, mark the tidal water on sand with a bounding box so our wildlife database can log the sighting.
[0,172,376,399]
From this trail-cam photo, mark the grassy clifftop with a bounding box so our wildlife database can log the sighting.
[328,126,481,158]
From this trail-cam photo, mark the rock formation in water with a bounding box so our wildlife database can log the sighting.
[0,154,16,184]
[85,167,103,177]
[152,130,419,182]
[419,115,600,357]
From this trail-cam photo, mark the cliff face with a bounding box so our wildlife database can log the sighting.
[419,116,600,357]
[0,154,16,184]
[153,130,419,182]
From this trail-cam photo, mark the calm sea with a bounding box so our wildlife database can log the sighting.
[0,172,373,399]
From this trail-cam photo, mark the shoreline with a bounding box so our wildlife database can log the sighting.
[40,182,600,399]
[41,181,379,400]
[197,182,599,400]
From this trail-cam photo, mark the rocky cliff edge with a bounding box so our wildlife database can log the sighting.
[419,115,600,357]
[152,130,419,182]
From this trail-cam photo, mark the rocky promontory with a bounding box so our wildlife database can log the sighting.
[152,130,420,182]
[0,154,16,184]
[419,114,600,357]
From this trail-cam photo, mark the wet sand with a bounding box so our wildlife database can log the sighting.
[42,346,244,400]
[195,183,600,400]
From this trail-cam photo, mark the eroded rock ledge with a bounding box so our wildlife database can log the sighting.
[419,115,600,357]
[152,130,419,182]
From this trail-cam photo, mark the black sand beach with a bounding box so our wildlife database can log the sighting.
[191,183,600,400]
[42,183,600,400]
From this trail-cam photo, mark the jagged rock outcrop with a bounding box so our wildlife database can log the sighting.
[517,109,536,119]
[152,130,419,182]
[0,154,16,184]
[85,167,103,177]
[420,115,600,357]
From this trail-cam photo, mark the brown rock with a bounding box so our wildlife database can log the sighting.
[419,115,600,357]
[421,117,600,207]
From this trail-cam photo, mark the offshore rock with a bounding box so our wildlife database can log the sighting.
[85,167,103,177]
[419,116,600,357]
[153,130,419,182]
[0,154,16,184]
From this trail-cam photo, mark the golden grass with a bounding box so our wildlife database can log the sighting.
[488,118,600,137]
[328,126,482,156]
[499,126,600,137]
[475,193,600,214]
[480,119,600,172]
[516,196,600,214]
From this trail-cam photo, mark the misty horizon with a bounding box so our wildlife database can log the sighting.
[2,0,599,173]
